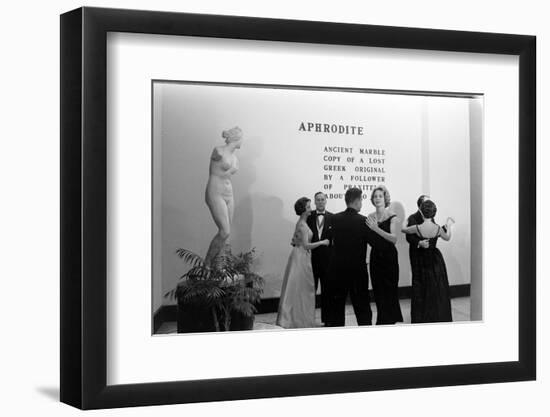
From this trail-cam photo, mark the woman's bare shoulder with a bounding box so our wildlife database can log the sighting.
[298,221,310,231]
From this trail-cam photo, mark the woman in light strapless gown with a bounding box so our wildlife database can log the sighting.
[277,197,330,329]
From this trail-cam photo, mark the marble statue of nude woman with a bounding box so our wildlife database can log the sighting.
[204,126,243,267]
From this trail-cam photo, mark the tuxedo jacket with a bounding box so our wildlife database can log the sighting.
[306,210,333,278]
[327,207,374,282]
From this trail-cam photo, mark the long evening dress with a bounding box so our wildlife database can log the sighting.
[370,215,403,325]
[276,226,317,328]
[411,224,453,323]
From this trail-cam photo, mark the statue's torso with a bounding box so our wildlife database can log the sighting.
[206,146,238,199]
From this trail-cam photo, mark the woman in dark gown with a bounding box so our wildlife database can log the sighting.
[366,186,403,325]
[402,199,454,323]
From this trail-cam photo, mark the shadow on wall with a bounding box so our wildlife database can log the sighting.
[241,193,295,298]
[231,134,262,254]
[231,133,297,298]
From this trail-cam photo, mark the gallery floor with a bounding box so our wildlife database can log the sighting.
[156,296,471,333]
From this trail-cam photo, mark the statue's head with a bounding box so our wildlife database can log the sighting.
[222,126,243,148]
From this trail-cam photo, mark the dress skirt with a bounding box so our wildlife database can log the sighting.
[370,247,404,325]
[276,246,316,328]
[411,247,452,323]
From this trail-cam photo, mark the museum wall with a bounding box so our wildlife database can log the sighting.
[154,83,476,308]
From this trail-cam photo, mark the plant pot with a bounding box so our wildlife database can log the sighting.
[229,310,255,331]
[177,298,218,333]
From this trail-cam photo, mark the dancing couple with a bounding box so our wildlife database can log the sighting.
[276,187,455,328]
[404,195,455,323]
[276,186,404,328]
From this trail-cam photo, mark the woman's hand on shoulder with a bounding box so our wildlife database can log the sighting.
[365,216,378,230]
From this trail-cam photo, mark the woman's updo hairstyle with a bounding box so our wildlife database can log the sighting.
[294,197,310,216]
[420,199,437,219]
[222,126,243,143]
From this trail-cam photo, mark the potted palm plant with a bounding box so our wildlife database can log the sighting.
[164,246,264,333]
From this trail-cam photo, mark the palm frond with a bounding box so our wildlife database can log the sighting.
[211,250,234,271]
[175,248,205,268]
[168,245,265,323]
[243,272,265,288]
[177,280,226,306]
[181,265,212,281]
[163,288,177,300]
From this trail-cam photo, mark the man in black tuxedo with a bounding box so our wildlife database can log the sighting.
[326,187,374,327]
[306,191,333,325]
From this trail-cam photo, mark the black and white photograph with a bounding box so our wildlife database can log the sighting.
[1,0,545,414]
[152,81,483,334]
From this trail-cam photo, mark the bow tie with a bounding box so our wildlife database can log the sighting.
[316,211,325,215]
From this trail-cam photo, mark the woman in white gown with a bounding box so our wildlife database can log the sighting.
[276,197,330,328]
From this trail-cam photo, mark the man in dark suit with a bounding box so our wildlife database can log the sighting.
[406,194,430,323]
[326,187,374,327]
[406,195,431,253]
[306,191,333,325]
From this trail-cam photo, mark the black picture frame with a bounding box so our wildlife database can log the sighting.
[60,6,536,410]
